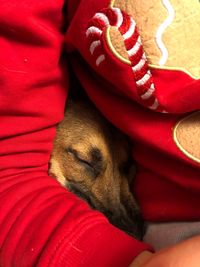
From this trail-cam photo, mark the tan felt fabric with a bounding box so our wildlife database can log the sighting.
[109,0,200,78]
[162,0,200,78]
[106,27,129,63]
[173,112,200,164]
[110,0,166,64]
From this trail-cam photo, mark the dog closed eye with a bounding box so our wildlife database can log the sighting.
[65,147,103,178]
[65,147,93,167]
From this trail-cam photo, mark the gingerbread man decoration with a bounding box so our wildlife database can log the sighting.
[86,0,200,163]
[86,0,200,113]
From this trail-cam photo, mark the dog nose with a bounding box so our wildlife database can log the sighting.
[104,207,145,240]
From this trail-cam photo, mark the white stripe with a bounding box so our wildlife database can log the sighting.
[111,7,123,28]
[149,99,159,110]
[93,13,110,26]
[86,26,102,37]
[127,36,142,57]
[96,54,105,66]
[136,71,151,86]
[90,40,101,55]
[141,84,155,100]
[123,18,136,40]
[132,54,146,72]
[155,0,175,65]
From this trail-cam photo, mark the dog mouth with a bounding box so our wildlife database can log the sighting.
[67,181,144,240]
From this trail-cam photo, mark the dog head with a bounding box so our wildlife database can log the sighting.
[49,100,144,239]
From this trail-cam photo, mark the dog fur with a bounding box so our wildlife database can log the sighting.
[49,98,144,240]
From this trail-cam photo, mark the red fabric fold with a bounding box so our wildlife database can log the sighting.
[0,1,151,266]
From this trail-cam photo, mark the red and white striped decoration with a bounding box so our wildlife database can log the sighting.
[86,7,163,112]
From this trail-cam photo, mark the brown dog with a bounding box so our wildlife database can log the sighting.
[49,99,144,240]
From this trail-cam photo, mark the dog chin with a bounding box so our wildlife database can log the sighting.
[67,181,144,240]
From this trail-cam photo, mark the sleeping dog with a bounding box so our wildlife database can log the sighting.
[49,99,144,240]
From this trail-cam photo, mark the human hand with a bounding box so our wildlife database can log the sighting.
[129,251,153,267]
[129,235,200,267]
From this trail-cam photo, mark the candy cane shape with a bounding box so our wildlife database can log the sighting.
[86,7,163,112]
